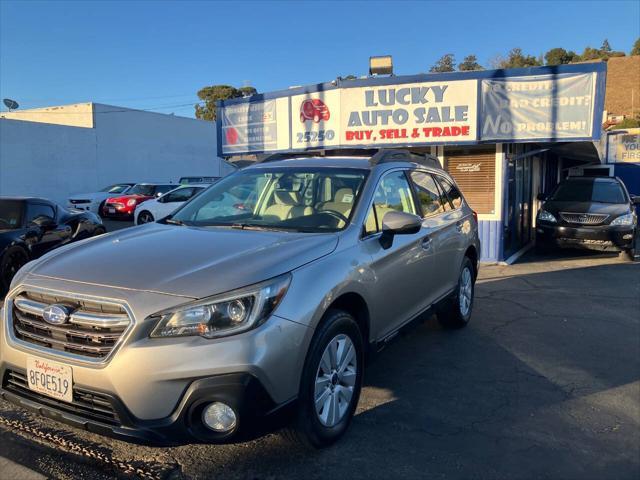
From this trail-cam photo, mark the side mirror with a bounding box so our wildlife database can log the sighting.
[30,215,56,230]
[379,211,422,249]
[631,195,640,205]
[537,193,548,202]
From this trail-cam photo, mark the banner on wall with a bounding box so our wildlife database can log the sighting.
[220,100,278,154]
[607,128,640,163]
[481,73,596,141]
[217,66,604,155]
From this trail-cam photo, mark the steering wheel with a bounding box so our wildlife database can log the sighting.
[318,209,349,225]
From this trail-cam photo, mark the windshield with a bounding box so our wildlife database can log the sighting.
[128,184,155,196]
[172,167,368,232]
[101,184,131,194]
[0,200,24,230]
[551,180,626,204]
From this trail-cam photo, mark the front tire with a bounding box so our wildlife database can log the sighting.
[284,309,363,448]
[438,256,475,329]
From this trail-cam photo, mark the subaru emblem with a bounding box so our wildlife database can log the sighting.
[42,304,72,325]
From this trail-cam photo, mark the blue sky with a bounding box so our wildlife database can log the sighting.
[1,0,639,117]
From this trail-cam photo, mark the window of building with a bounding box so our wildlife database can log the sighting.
[444,147,496,214]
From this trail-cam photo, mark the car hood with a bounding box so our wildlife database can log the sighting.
[543,201,629,218]
[26,223,338,299]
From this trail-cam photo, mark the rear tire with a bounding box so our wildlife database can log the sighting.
[98,200,107,218]
[438,256,475,329]
[94,226,106,236]
[137,211,154,224]
[283,309,363,448]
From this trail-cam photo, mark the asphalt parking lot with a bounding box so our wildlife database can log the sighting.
[1,240,638,480]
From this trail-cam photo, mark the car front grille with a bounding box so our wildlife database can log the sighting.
[3,369,121,425]
[559,212,609,225]
[10,290,131,362]
[105,202,124,209]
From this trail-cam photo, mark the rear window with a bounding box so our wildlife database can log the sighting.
[551,180,626,204]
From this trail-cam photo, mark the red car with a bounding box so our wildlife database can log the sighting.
[300,98,330,123]
[102,183,175,219]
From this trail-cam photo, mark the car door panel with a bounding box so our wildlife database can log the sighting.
[360,170,441,340]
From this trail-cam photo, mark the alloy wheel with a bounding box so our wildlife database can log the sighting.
[459,266,473,316]
[314,334,357,427]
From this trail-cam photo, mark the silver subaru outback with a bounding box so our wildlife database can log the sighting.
[1,150,480,448]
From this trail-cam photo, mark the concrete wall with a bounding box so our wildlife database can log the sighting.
[0,103,230,203]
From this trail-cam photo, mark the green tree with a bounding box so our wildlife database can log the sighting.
[194,85,257,121]
[601,39,612,54]
[544,47,578,65]
[458,55,484,71]
[430,53,456,72]
[238,86,257,97]
[498,48,542,68]
[341,74,358,80]
[632,38,640,56]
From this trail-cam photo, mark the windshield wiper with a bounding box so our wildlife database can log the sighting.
[165,218,187,226]
[230,223,279,231]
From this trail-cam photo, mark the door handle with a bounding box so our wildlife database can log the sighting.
[421,236,432,250]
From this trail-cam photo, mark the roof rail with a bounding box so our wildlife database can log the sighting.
[258,148,442,169]
[369,149,441,169]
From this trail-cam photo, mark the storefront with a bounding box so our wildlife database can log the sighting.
[216,63,607,262]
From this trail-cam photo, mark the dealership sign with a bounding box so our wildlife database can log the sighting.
[218,64,605,155]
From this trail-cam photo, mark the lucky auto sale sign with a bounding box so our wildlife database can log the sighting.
[217,64,604,155]
[340,80,476,146]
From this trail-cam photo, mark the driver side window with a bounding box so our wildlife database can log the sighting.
[26,203,55,224]
[364,171,416,235]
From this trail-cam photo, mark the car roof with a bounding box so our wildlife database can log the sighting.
[0,196,52,203]
[563,176,620,183]
[245,149,444,172]
[248,156,372,170]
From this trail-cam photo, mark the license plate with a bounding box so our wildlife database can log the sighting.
[108,207,115,214]
[26,357,73,403]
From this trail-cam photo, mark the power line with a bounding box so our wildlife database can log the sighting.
[0,101,206,115]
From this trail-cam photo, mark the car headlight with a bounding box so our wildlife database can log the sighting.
[150,274,291,339]
[127,198,138,206]
[538,210,557,223]
[610,212,636,226]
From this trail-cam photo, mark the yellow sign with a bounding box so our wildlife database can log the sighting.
[608,128,640,163]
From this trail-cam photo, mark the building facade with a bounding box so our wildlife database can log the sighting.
[216,63,607,263]
[0,103,234,203]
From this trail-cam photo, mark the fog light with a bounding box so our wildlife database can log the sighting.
[202,402,237,432]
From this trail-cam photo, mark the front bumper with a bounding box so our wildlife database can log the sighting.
[1,278,312,444]
[102,204,135,218]
[0,367,287,445]
[536,223,635,251]
[67,201,99,213]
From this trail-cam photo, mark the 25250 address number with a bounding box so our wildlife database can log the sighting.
[296,130,335,143]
